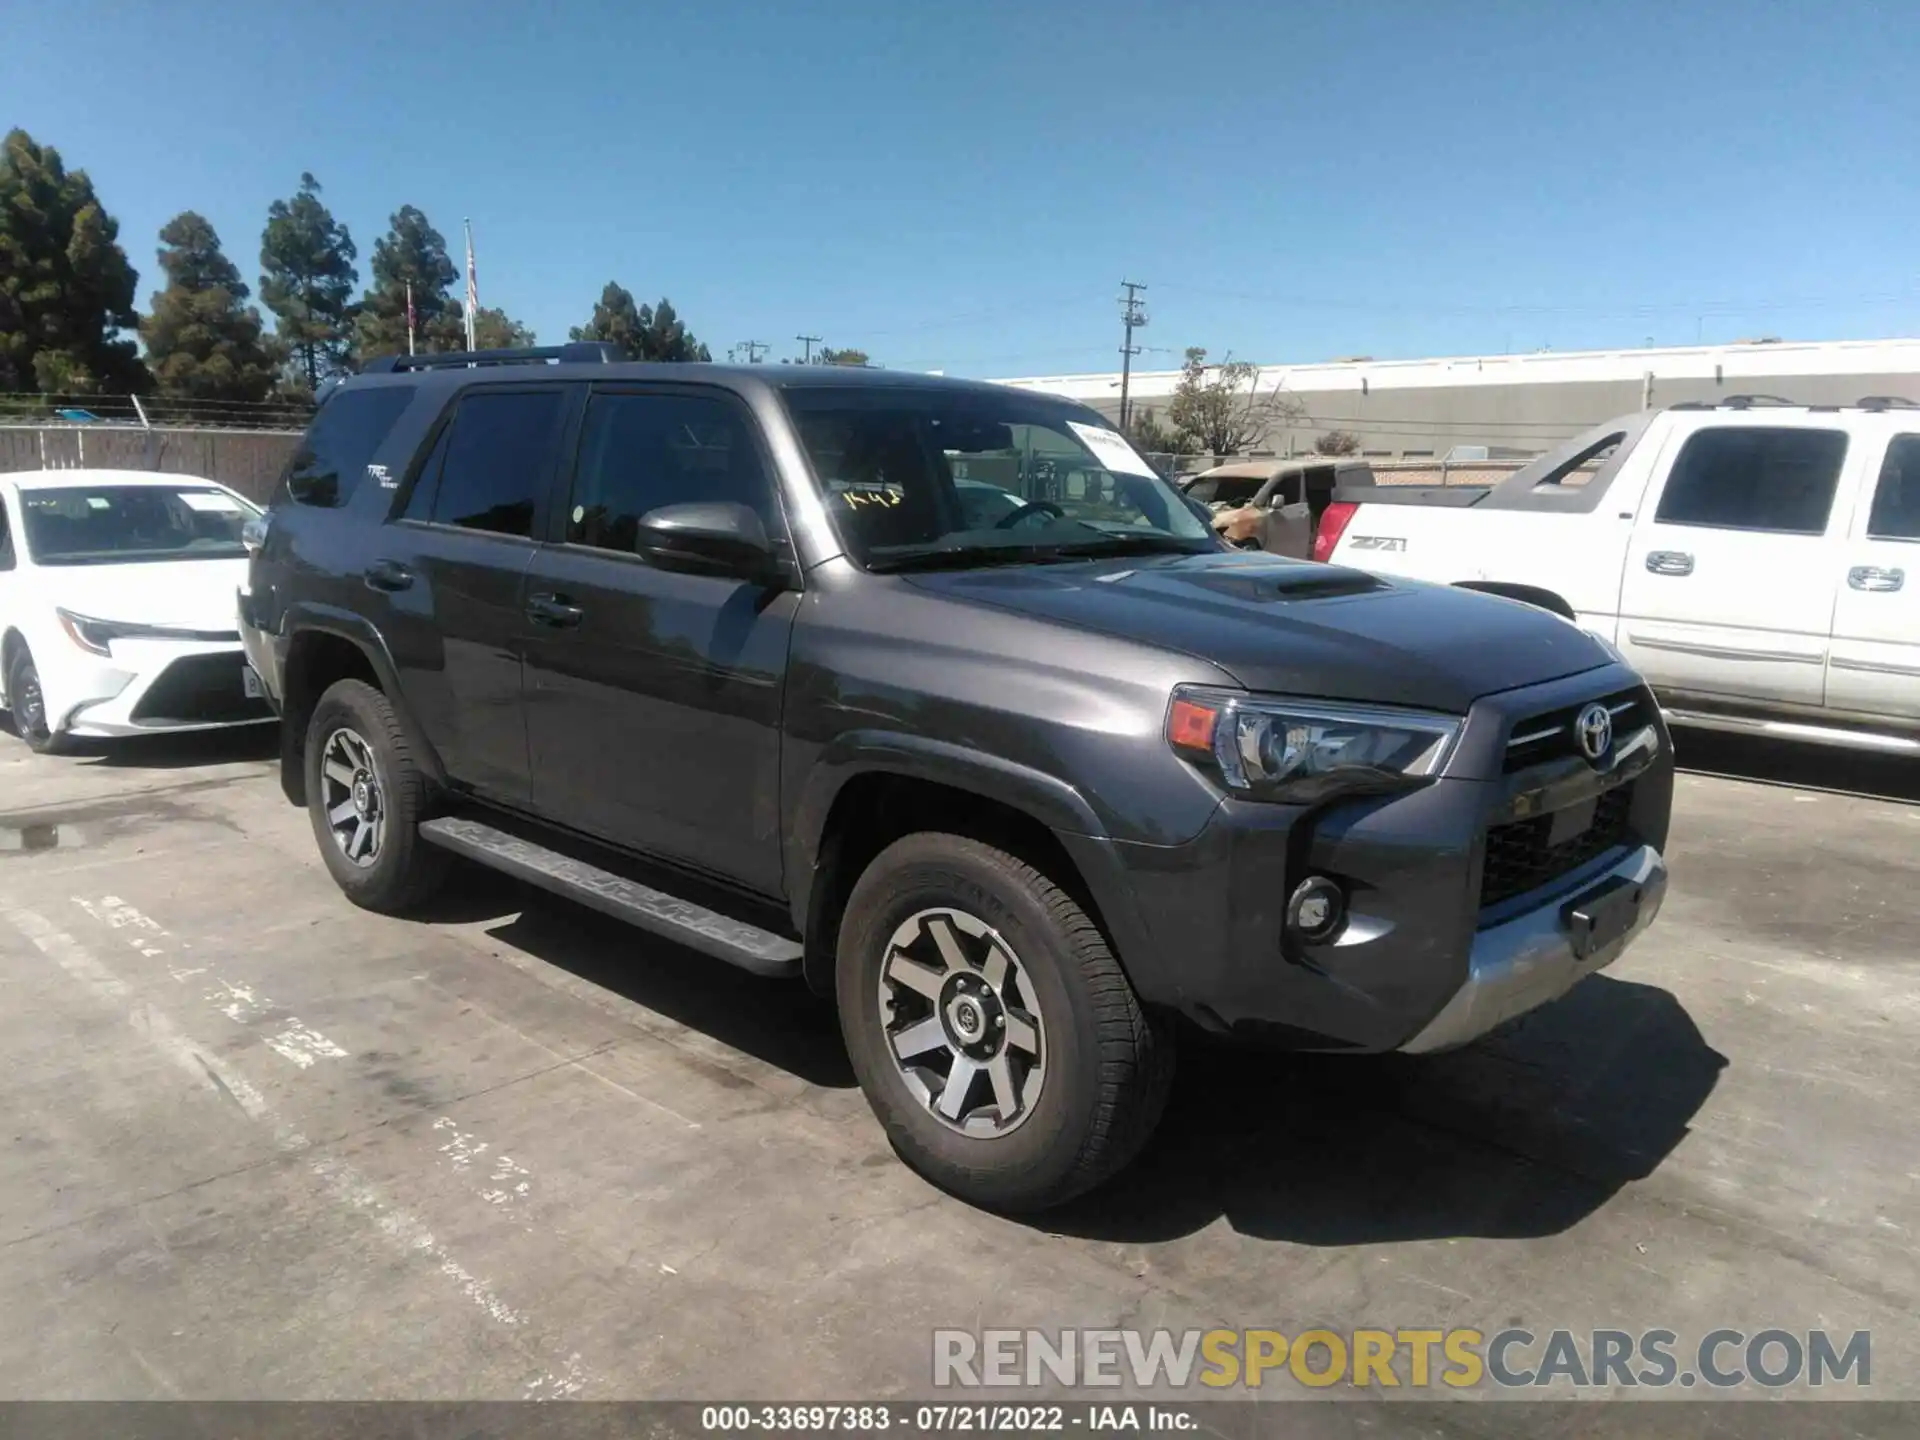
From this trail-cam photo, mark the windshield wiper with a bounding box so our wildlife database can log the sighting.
[865,533,1210,574]
[1034,534,1213,559]
[865,544,1072,574]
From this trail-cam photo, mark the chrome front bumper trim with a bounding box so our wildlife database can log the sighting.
[1398,844,1667,1054]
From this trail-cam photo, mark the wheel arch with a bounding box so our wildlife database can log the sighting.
[789,736,1154,1002]
[277,613,439,806]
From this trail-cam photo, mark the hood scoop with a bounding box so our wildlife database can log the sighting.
[1182,562,1388,604]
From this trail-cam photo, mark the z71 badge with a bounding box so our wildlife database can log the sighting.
[367,464,395,489]
[1348,535,1407,552]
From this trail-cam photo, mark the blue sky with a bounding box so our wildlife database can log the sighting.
[7,0,1918,377]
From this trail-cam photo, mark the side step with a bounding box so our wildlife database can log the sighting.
[1662,707,1920,754]
[418,816,803,978]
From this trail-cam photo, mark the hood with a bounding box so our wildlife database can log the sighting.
[902,551,1611,712]
[36,556,249,632]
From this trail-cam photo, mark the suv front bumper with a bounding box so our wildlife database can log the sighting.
[1065,662,1675,1053]
[1398,842,1665,1052]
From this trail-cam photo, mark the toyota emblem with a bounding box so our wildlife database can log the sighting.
[1575,702,1613,762]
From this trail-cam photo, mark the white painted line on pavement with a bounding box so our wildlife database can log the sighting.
[1,900,596,1393]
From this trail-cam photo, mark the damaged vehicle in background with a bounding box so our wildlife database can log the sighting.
[1182,456,1374,555]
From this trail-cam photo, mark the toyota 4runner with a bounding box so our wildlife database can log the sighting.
[240,343,1673,1211]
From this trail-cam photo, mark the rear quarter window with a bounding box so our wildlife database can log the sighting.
[279,385,416,508]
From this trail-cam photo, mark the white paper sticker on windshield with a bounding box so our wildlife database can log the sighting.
[1068,421,1157,479]
[180,491,243,514]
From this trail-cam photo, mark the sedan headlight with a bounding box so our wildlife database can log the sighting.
[55,608,120,657]
[1166,686,1462,803]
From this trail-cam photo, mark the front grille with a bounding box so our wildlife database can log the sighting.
[129,652,272,725]
[1480,782,1636,910]
[1503,686,1649,772]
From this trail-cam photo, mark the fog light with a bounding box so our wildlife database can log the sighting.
[1286,876,1346,943]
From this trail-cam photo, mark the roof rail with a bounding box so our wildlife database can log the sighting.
[1856,395,1920,412]
[359,342,622,375]
[1719,394,1799,409]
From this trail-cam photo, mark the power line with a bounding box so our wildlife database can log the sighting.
[795,334,822,365]
[730,340,769,364]
[1153,279,1920,320]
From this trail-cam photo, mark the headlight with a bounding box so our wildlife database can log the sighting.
[1166,686,1462,803]
[55,608,119,657]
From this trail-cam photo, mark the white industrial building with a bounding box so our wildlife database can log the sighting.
[995,337,1920,459]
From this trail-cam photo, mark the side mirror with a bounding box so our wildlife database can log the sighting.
[637,501,779,581]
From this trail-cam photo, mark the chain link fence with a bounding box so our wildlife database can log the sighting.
[0,424,301,505]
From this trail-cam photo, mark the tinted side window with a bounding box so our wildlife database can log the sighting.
[430,389,567,538]
[282,386,415,508]
[1867,435,1920,542]
[399,421,454,522]
[1655,427,1847,535]
[566,391,778,554]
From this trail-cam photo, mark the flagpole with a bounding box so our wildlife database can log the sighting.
[464,218,479,351]
[405,280,416,355]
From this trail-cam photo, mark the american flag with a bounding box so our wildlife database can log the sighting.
[464,219,479,350]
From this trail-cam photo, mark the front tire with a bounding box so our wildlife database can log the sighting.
[6,647,70,754]
[304,679,448,913]
[836,832,1173,1212]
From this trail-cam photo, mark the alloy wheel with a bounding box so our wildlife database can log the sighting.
[319,726,386,867]
[877,907,1047,1137]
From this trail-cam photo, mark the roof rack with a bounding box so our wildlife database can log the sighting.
[359,342,621,375]
[1856,395,1920,412]
[1670,394,1800,411]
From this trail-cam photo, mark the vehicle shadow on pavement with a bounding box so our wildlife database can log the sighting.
[1672,728,1920,803]
[472,881,857,1091]
[1043,974,1726,1245]
[61,724,280,769]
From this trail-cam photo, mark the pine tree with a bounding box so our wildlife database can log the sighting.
[353,205,463,359]
[471,306,536,350]
[259,172,359,392]
[139,212,278,402]
[0,128,148,394]
[569,282,709,361]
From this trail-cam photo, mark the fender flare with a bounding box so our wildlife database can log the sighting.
[786,730,1164,1002]
[279,605,445,794]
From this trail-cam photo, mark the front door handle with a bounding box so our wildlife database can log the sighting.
[1646,550,1694,577]
[526,592,585,628]
[1849,565,1905,593]
[364,559,415,592]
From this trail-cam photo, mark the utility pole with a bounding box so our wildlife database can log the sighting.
[731,340,769,364]
[1118,281,1148,432]
[796,334,822,365]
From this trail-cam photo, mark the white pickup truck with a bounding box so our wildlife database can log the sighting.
[1315,398,1920,753]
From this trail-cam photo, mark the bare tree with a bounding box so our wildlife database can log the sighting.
[1167,347,1302,457]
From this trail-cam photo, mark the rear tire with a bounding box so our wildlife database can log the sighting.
[836,831,1173,1212]
[6,647,70,755]
[304,678,448,913]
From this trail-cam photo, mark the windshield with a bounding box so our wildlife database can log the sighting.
[19,484,258,566]
[782,387,1217,570]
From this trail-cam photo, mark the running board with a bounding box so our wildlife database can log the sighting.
[1662,707,1920,754]
[418,816,803,977]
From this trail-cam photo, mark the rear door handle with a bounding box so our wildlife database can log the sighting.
[1645,550,1694,577]
[364,559,415,592]
[526,592,585,628]
[1849,565,1905,593]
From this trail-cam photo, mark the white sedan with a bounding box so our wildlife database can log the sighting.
[0,468,271,753]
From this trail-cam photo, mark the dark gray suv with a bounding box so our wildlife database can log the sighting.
[240,344,1672,1211]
